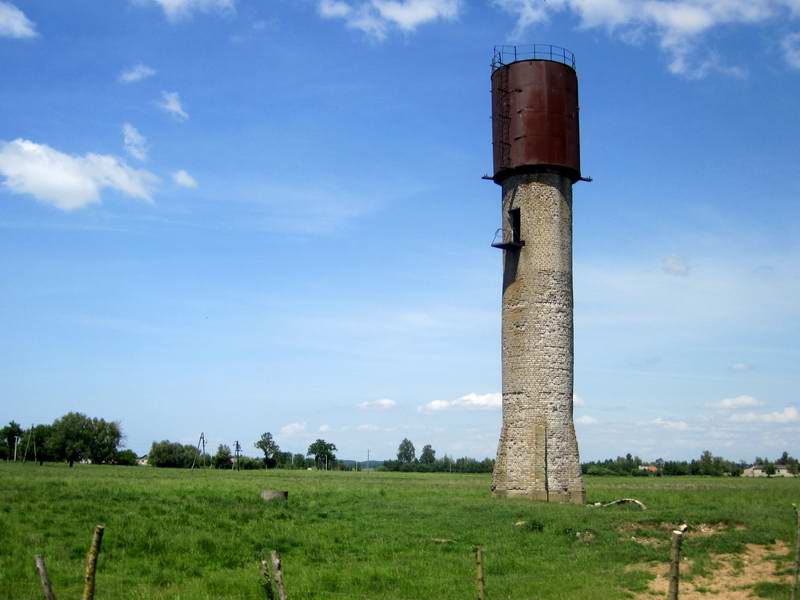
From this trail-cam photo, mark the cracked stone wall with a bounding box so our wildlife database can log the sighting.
[492,172,586,504]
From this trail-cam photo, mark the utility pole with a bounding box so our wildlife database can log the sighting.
[367,448,370,472]
[191,432,206,470]
[13,435,20,462]
[234,440,241,472]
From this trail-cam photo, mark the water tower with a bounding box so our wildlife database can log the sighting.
[488,45,587,504]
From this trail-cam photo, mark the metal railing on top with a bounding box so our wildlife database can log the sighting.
[492,45,576,71]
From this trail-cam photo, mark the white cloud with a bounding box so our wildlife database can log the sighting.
[573,393,585,407]
[651,417,690,430]
[731,405,800,423]
[783,32,800,69]
[357,398,396,410]
[0,2,36,38]
[280,421,307,436]
[320,0,353,17]
[122,123,148,161]
[158,91,189,121]
[729,362,753,372]
[317,0,460,40]
[172,169,197,188]
[0,139,158,211]
[419,391,502,413]
[357,423,381,431]
[662,254,690,276]
[707,394,764,410]
[119,64,156,84]
[492,0,798,78]
[576,414,598,424]
[144,0,236,22]
[318,424,332,432]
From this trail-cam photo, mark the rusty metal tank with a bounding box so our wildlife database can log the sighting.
[491,45,581,183]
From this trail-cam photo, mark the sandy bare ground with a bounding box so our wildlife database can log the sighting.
[631,541,791,599]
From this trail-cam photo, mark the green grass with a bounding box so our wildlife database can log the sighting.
[1,464,798,599]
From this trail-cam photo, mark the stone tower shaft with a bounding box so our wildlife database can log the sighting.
[489,45,586,504]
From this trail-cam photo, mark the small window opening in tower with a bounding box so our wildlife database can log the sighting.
[510,208,521,244]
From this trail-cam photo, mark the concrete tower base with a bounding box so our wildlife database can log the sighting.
[491,173,586,505]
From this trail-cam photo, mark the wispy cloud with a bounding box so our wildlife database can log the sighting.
[731,405,800,424]
[172,169,197,188]
[142,0,236,22]
[492,0,797,78]
[0,138,158,211]
[122,123,148,161]
[662,254,690,277]
[728,363,753,373]
[651,417,690,431]
[158,91,189,121]
[279,421,307,436]
[707,395,764,410]
[576,415,598,425]
[0,2,36,38]
[419,392,501,413]
[318,0,460,40]
[573,393,585,408]
[782,32,800,69]
[119,63,156,84]
[357,398,396,410]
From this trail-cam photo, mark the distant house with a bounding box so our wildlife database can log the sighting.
[137,455,149,466]
[638,465,658,474]
[742,465,795,478]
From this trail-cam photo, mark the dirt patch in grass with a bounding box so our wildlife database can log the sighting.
[622,522,743,547]
[631,541,791,599]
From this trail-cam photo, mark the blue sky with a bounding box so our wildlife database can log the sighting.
[1,0,799,463]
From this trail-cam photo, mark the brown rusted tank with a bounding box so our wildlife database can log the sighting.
[491,46,581,183]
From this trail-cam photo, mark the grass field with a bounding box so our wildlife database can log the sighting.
[1,464,798,599]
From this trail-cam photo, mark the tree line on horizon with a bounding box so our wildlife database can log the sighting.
[147,434,339,470]
[382,438,495,473]
[5,417,795,477]
[0,414,135,467]
[581,450,800,477]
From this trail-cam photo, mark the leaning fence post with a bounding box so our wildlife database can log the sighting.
[270,550,288,600]
[475,546,486,600]
[260,559,275,600]
[81,525,104,600]
[668,524,688,600]
[34,555,57,600]
[791,504,799,600]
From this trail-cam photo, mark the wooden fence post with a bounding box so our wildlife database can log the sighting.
[791,504,799,600]
[668,524,688,600]
[475,546,486,600]
[261,559,275,600]
[81,525,104,600]
[34,555,57,600]
[270,550,288,600]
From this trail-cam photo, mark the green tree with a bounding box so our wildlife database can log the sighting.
[307,439,337,469]
[213,444,232,469]
[148,440,196,468]
[254,432,280,468]
[1,421,23,460]
[764,463,777,477]
[293,453,307,469]
[87,418,123,464]
[48,412,92,467]
[30,424,54,465]
[419,444,436,465]
[116,449,139,466]
[396,438,416,464]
